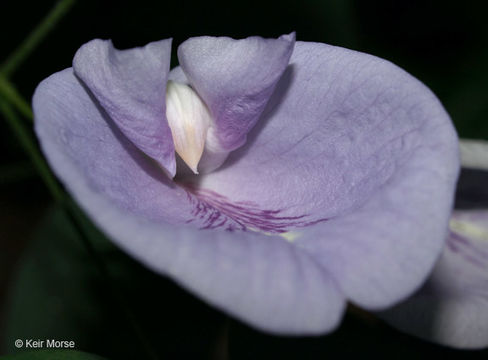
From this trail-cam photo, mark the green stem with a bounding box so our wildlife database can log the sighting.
[0,0,76,77]
[0,76,33,121]
[0,99,63,201]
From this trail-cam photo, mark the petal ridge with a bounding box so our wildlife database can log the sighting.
[177,33,295,152]
[199,41,460,311]
[73,38,176,176]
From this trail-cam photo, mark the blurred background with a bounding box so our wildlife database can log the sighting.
[1,0,487,358]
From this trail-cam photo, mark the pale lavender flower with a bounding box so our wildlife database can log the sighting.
[382,139,488,349]
[33,34,460,336]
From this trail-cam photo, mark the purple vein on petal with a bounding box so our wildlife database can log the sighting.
[447,231,488,269]
[181,184,328,233]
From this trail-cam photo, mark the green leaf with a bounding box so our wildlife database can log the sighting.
[1,349,107,360]
[3,206,225,359]
[3,207,113,356]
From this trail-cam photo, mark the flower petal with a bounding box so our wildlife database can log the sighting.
[165,81,212,173]
[177,33,295,153]
[34,39,460,335]
[381,210,488,349]
[33,68,346,334]
[197,41,459,308]
[380,140,488,349]
[33,69,193,224]
[73,39,176,176]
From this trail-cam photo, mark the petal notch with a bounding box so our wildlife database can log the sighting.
[178,33,295,153]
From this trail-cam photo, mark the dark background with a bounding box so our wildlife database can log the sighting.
[1,0,487,359]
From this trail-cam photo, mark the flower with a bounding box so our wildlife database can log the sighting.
[381,139,488,349]
[33,34,459,335]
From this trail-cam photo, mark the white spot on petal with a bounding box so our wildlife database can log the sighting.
[279,231,301,243]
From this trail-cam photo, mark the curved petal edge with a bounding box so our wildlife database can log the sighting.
[380,211,488,349]
[73,38,176,176]
[178,33,295,153]
[33,68,347,335]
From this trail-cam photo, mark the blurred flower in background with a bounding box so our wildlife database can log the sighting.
[382,139,488,349]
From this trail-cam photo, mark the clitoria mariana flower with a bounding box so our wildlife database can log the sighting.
[33,34,460,336]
